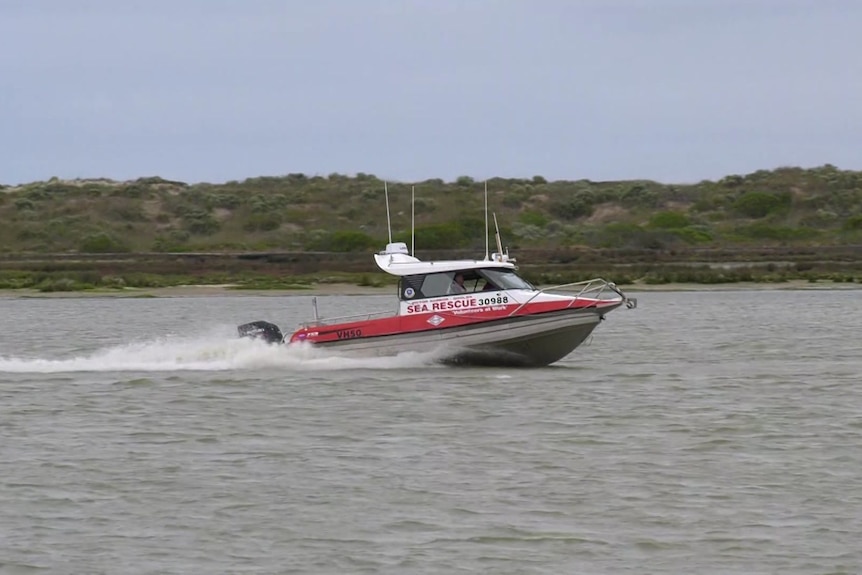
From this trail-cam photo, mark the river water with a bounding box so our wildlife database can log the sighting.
[1,289,860,574]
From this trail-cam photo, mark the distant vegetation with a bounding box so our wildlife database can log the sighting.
[1,165,861,289]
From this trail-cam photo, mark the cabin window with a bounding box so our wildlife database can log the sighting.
[399,268,532,301]
[481,269,534,290]
[400,272,478,299]
[421,273,459,298]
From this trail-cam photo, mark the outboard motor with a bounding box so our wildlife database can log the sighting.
[238,321,284,344]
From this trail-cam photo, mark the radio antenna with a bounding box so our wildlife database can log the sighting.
[411,185,415,256]
[484,180,489,261]
[494,212,503,260]
[384,181,392,245]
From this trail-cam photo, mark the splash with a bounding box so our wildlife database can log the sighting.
[0,333,442,373]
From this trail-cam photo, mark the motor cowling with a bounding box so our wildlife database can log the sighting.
[237,321,284,344]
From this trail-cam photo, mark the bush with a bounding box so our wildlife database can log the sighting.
[115,183,150,198]
[649,211,690,229]
[590,223,666,249]
[244,213,282,232]
[249,193,289,213]
[842,214,862,231]
[14,197,36,211]
[519,210,548,227]
[733,191,790,218]
[79,232,129,253]
[360,188,383,202]
[0,271,39,289]
[313,230,377,252]
[621,184,659,208]
[737,223,819,241]
[37,277,89,292]
[553,194,594,220]
[16,227,47,241]
[210,193,242,209]
[152,230,191,252]
[357,274,385,287]
[673,226,713,243]
[513,224,546,240]
[411,223,466,249]
[720,174,745,187]
[182,210,220,235]
[100,275,127,288]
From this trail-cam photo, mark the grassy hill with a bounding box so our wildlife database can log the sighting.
[1,165,861,290]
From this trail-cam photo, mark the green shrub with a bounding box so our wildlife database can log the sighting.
[14,197,36,211]
[590,223,666,249]
[737,223,818,241]
[100,275,127,288]
[357,274,385,287]
[501,188,530,209]
[649,211,690,229]
[842,214,862,231]
[360,188,382,202]
[79,232,129,253]
[720,174,745,187]
[244,213,282,232]
[410,223,465,249]
[0,271,39,289]
[183,210,220,235]
[313,230,377,252]
[621,184,659,208]
[673,226,713,244]
[553,196,594,220]
[733,191,791,218]
[37,277,90,292]
[513,224,546,240]
[115,183,150,198]
[519,210,548,227]
[210,193,242,209]
[16,227,47,241]
[152,230,191,252]
[249,193,289,213]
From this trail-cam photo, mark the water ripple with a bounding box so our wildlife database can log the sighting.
[1,291,861,573]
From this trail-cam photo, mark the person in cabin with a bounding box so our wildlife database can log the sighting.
[449,273,467,294]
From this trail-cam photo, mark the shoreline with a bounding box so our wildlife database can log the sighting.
[2,279,860,298]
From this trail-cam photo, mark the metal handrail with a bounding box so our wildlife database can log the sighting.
[300,309,394,328]
[507,277,630,317]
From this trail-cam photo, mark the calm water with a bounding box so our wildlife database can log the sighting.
[1,289,861,574]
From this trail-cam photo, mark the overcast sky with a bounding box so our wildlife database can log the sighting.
[2,0,860,185]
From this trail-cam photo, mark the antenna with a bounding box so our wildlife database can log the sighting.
[493,213,503,260]
[484,181,489,261]
[384,181,392,244]
[411,185,415,257]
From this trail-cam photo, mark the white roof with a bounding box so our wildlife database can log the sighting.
[374,252,516,277]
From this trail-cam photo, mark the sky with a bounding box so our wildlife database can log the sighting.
[1,0,860,186]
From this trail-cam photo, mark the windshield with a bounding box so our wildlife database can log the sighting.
[480,269,535,291]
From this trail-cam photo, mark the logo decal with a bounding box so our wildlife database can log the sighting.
[404,287,415,298]
[427,315,444,327]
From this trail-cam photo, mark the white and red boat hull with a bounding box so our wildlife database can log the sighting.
[288,294,625,367]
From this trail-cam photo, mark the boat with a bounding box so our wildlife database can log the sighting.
[238,186,637,367]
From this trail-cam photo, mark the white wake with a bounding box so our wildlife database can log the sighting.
[0,333,441,373]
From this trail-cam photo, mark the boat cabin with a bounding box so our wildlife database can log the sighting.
[371,241,536,308]
[397,267,534,301]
